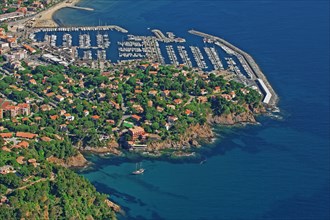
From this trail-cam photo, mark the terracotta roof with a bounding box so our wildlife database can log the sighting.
[16,156,25,164]
[131,114,141,121]
[174,99,182,104]
[16,132,37,139]
[50,115,59,120]
[40,136,51,142]
[91,115,100,120]
[28,158,37,163]
[46,92,55,97]
[6,37,16,43]
[29,79,37,84]
[106,119,115,124]
[2,146,11,152]
[23,44,36,53]
[129,126,145,135]
[17,141,29,148]
[185,109,193,115]
[0,133,13,138]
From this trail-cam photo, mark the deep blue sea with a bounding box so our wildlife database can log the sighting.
[54,1,330,219]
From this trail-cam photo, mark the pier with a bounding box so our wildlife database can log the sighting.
[189,30,278,106]
[33,25,128,33]
[151,29,186,43]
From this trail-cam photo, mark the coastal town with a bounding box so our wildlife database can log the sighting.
[0,0,279,218]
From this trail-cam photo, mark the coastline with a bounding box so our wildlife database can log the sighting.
[33,0,82,27]
[74,110,263,162]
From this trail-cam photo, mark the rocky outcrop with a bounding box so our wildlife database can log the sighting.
[147,124,214,151]
[210,111,257,125]
[146,108,262,153]
[105,199,122,213]
[47,152,89,168]
[81,140,122,155]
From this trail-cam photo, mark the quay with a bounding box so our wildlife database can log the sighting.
[33,25,128,33]
[152,29,167,40]
[189,30,278,106]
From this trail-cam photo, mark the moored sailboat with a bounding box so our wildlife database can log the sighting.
[132,162,145,175]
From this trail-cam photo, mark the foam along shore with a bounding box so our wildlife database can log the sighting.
[33,0,84,28]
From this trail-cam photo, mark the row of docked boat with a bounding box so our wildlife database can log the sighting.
[166,45,179,66]
[143,37,165,64]
[34,25,128,33]
[118,41,143,47]
[225,57,242,75]
[96,33,110,48]
[204,47,223,70]
[190,46,208,69]
[118,47,144,53]
[177,46,192,68]
[44,34,57,47]
[79,34,91,48]
[62,33,72,48]
[119,53,145,58]
[82,50,107,60]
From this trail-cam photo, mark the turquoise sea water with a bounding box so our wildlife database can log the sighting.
[54,1,330,219]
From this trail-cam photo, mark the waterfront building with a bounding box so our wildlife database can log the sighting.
[129,126,145,141]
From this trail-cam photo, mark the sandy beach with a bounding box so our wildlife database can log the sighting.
[33,0,81,27]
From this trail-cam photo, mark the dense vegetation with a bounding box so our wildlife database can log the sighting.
[0,138,115,219]
[0,166,115,219]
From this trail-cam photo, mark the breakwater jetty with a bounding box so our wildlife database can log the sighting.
[33,25,128,33]
[66,6,94,11]
[189,30,278,106]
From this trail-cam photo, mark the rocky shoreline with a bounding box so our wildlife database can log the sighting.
[80,140,122,156]
[46,152,89,168]
[48,109,262,169]
[146,110,259,153]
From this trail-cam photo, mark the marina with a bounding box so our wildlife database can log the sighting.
[33,27,278,106]
[35,29,249,73]
[34,29,252,74]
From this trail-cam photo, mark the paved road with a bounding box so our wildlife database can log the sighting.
[118,115,131,127]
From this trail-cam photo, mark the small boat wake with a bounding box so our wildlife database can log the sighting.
[200,158,207,165]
